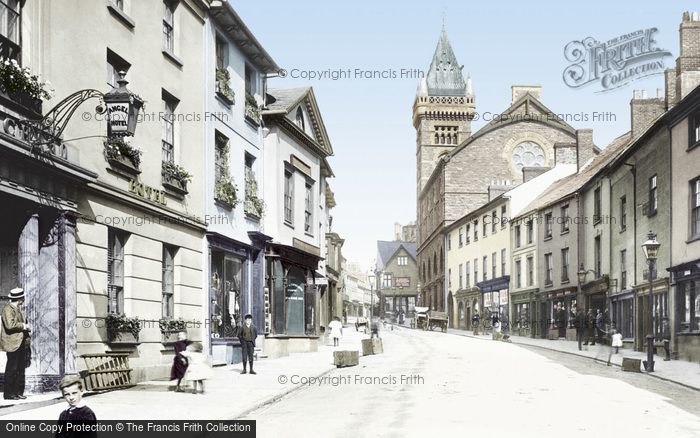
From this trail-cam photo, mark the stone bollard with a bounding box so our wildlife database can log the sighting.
[333,350,359,368]
[362,338,384,356]
[621,357,642,372]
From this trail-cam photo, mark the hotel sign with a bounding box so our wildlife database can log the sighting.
[107,103,129,135]
[128,179,166,206]
[394,277,411,288]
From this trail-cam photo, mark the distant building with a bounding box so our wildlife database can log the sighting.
[376,241,419,318]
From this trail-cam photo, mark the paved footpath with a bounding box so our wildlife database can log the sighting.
[0,324,368,420]
[446,328,700,390]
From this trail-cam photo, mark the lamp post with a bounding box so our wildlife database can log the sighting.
[367,272,376,318]
[641,231,661,372]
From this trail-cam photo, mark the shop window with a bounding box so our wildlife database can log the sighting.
[210,252,242,338]
[679,280,698,332]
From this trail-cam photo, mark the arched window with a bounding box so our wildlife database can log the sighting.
[295,107,305,131]
[453,133,458,144]
[440,134,445,144]
[434,133,439,144]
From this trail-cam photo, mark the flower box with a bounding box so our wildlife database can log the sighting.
[162,161,191,195]
[245,93,260,125]
[107,331,140,345]
[215,68,235,106]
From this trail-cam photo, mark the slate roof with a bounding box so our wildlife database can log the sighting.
[376,241,417,270]
[264,87,310,114]
[518,131,633,216]
[426,30,467,96]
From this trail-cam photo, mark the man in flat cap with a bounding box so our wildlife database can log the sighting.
[0,287,32,400]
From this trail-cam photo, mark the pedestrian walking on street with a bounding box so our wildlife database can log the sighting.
[585,309,596,346]
[170,331,189,392]
[595,309,605,344]
[556,303,567,338]
[328,316,343,347]
[56,375,97,438]
[0,287,31,400]
[472,312,480,336]
[238,314,258,374]
[611,329,623,354]
[574,307,585,351]
[181,342,212,394]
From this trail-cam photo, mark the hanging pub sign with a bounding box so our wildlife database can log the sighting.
[107,102,130,135]
[103,71,144,137]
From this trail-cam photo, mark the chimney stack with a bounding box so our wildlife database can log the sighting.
[630,89,665,138]
[674,11,700,101]
[576,129,598,170]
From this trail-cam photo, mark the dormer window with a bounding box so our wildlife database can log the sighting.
[296,107,305,131]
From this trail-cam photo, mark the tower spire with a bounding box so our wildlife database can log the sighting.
[425,29,467,96]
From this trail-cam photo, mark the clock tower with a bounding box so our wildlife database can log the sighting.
[413,29,475,196]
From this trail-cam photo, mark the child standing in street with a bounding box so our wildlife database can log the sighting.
[611,329,623,354]
[181,342,212,394]
[328,316,343,347]
[56,375,97,438]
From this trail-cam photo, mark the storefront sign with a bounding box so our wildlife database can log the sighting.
[394,277,411,288]
[128,179,167,205]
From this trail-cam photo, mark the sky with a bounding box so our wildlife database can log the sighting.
[232,0,698,270]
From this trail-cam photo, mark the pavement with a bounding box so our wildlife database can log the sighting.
[0,322,369,420]
[445,327,700,391]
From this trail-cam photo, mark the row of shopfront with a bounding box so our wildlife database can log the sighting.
[451,274,694,359]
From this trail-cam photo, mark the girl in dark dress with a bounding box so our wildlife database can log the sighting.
[170,331,189,392]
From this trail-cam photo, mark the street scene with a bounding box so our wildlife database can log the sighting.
[1,0,700,437]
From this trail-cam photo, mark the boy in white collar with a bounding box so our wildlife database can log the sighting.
[57,375,96,437]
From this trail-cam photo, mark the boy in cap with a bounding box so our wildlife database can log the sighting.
[57,375,96,438]
[237,314,258,374]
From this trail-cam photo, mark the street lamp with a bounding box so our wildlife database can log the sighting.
[641,231,660,372]
[367,272,376,318]
[577,264,596,311]
[103,71,144,137]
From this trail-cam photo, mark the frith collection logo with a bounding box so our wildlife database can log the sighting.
[563,28,672,93]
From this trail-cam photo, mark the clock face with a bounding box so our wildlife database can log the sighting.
[511,141,546,173]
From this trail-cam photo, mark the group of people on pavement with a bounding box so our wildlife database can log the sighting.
[170,313,260,395]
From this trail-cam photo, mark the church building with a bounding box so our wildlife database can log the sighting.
[415,30,599,311]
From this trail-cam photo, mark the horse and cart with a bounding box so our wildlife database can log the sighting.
[412,306,448,332]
